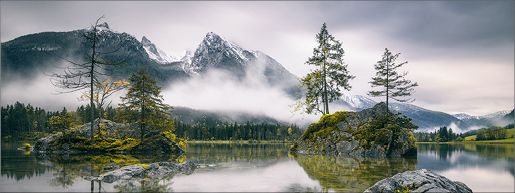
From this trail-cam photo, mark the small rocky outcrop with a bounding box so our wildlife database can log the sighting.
[93,161,197,183]
[364,169,472,193]
[291,103,417,158]
[33,119,184,154]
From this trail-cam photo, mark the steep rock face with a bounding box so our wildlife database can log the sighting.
[184,32,302,97]
[141,36,179,64]
[187,32,255,76]
[291,103,417,158]
[364,169,472,193]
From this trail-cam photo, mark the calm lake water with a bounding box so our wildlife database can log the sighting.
[1,142,513,192]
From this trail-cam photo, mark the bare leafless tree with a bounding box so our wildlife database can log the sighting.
[51,16,126,140]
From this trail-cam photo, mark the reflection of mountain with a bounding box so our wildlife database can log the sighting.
[416,144,514,176]
[293,155,417,192]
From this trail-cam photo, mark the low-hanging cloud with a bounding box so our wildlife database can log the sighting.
[1,62,125,112]
[161,62,318,126]
[1,74,84,111]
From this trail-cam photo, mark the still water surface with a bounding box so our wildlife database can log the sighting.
[1,143,513,192]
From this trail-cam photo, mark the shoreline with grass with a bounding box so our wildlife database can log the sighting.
[416,138,514,144]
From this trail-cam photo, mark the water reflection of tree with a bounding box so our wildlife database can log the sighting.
[44,153,179,189]
[417,143,514,177]
[49,161,76,188]
[1,148,54,180]
[293,155,417,192]
[418,143,514,161]
[187,143,288,163]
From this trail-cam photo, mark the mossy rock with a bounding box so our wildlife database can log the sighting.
[131,133,184,154]
[34,120,185,155]
[293,102,417,158]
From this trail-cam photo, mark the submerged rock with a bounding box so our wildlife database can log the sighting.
[97,161,197,183]
[364,169,472,193]
[101,165,146,183]
[291,102,417,158]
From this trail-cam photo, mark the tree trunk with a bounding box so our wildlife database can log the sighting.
[322,51,329,115]
[140,99,144,142]
[386,129,393,156]
[90,28,97,141]
[140,80,145,142]
[386,57,389,112]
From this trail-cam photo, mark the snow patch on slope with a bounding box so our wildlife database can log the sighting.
[141,36,181,64]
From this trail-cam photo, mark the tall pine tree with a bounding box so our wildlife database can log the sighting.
[300,23,354,115]
[120,69,173,142]
[368,48,418,111]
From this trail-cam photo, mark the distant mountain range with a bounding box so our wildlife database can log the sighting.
[1,22,512,132]
[338,94,513,132]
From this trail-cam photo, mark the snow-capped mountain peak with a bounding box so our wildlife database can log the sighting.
[141,36,180,64]
[200,32,253,61]
[186,32,257,74]
[481,110,510,119]
[453,113,477,120]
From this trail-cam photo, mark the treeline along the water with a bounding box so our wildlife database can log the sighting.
[1,101,301,141]
[415,125,513,142]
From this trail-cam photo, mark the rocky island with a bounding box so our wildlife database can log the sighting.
[33,119,185,154]
[290,103,417,158]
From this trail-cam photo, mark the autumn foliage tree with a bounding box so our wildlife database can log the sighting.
[79,79,128,136]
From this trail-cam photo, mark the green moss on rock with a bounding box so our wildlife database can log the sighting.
[292,102,417,158]
[34,119,184,154]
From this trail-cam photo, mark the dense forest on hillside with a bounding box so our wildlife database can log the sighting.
[1,102,301,142]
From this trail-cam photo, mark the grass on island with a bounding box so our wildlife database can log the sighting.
[416,138,514,144]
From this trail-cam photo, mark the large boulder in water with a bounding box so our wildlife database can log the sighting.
[97,161,197,183]
[364,169,472,193]
[291,102,417,158]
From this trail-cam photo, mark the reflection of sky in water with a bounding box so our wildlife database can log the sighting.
[171,159,322,192]
[440,167,513,192]
[416,144,514,192]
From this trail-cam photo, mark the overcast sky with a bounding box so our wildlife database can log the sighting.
[1,1,513,116]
